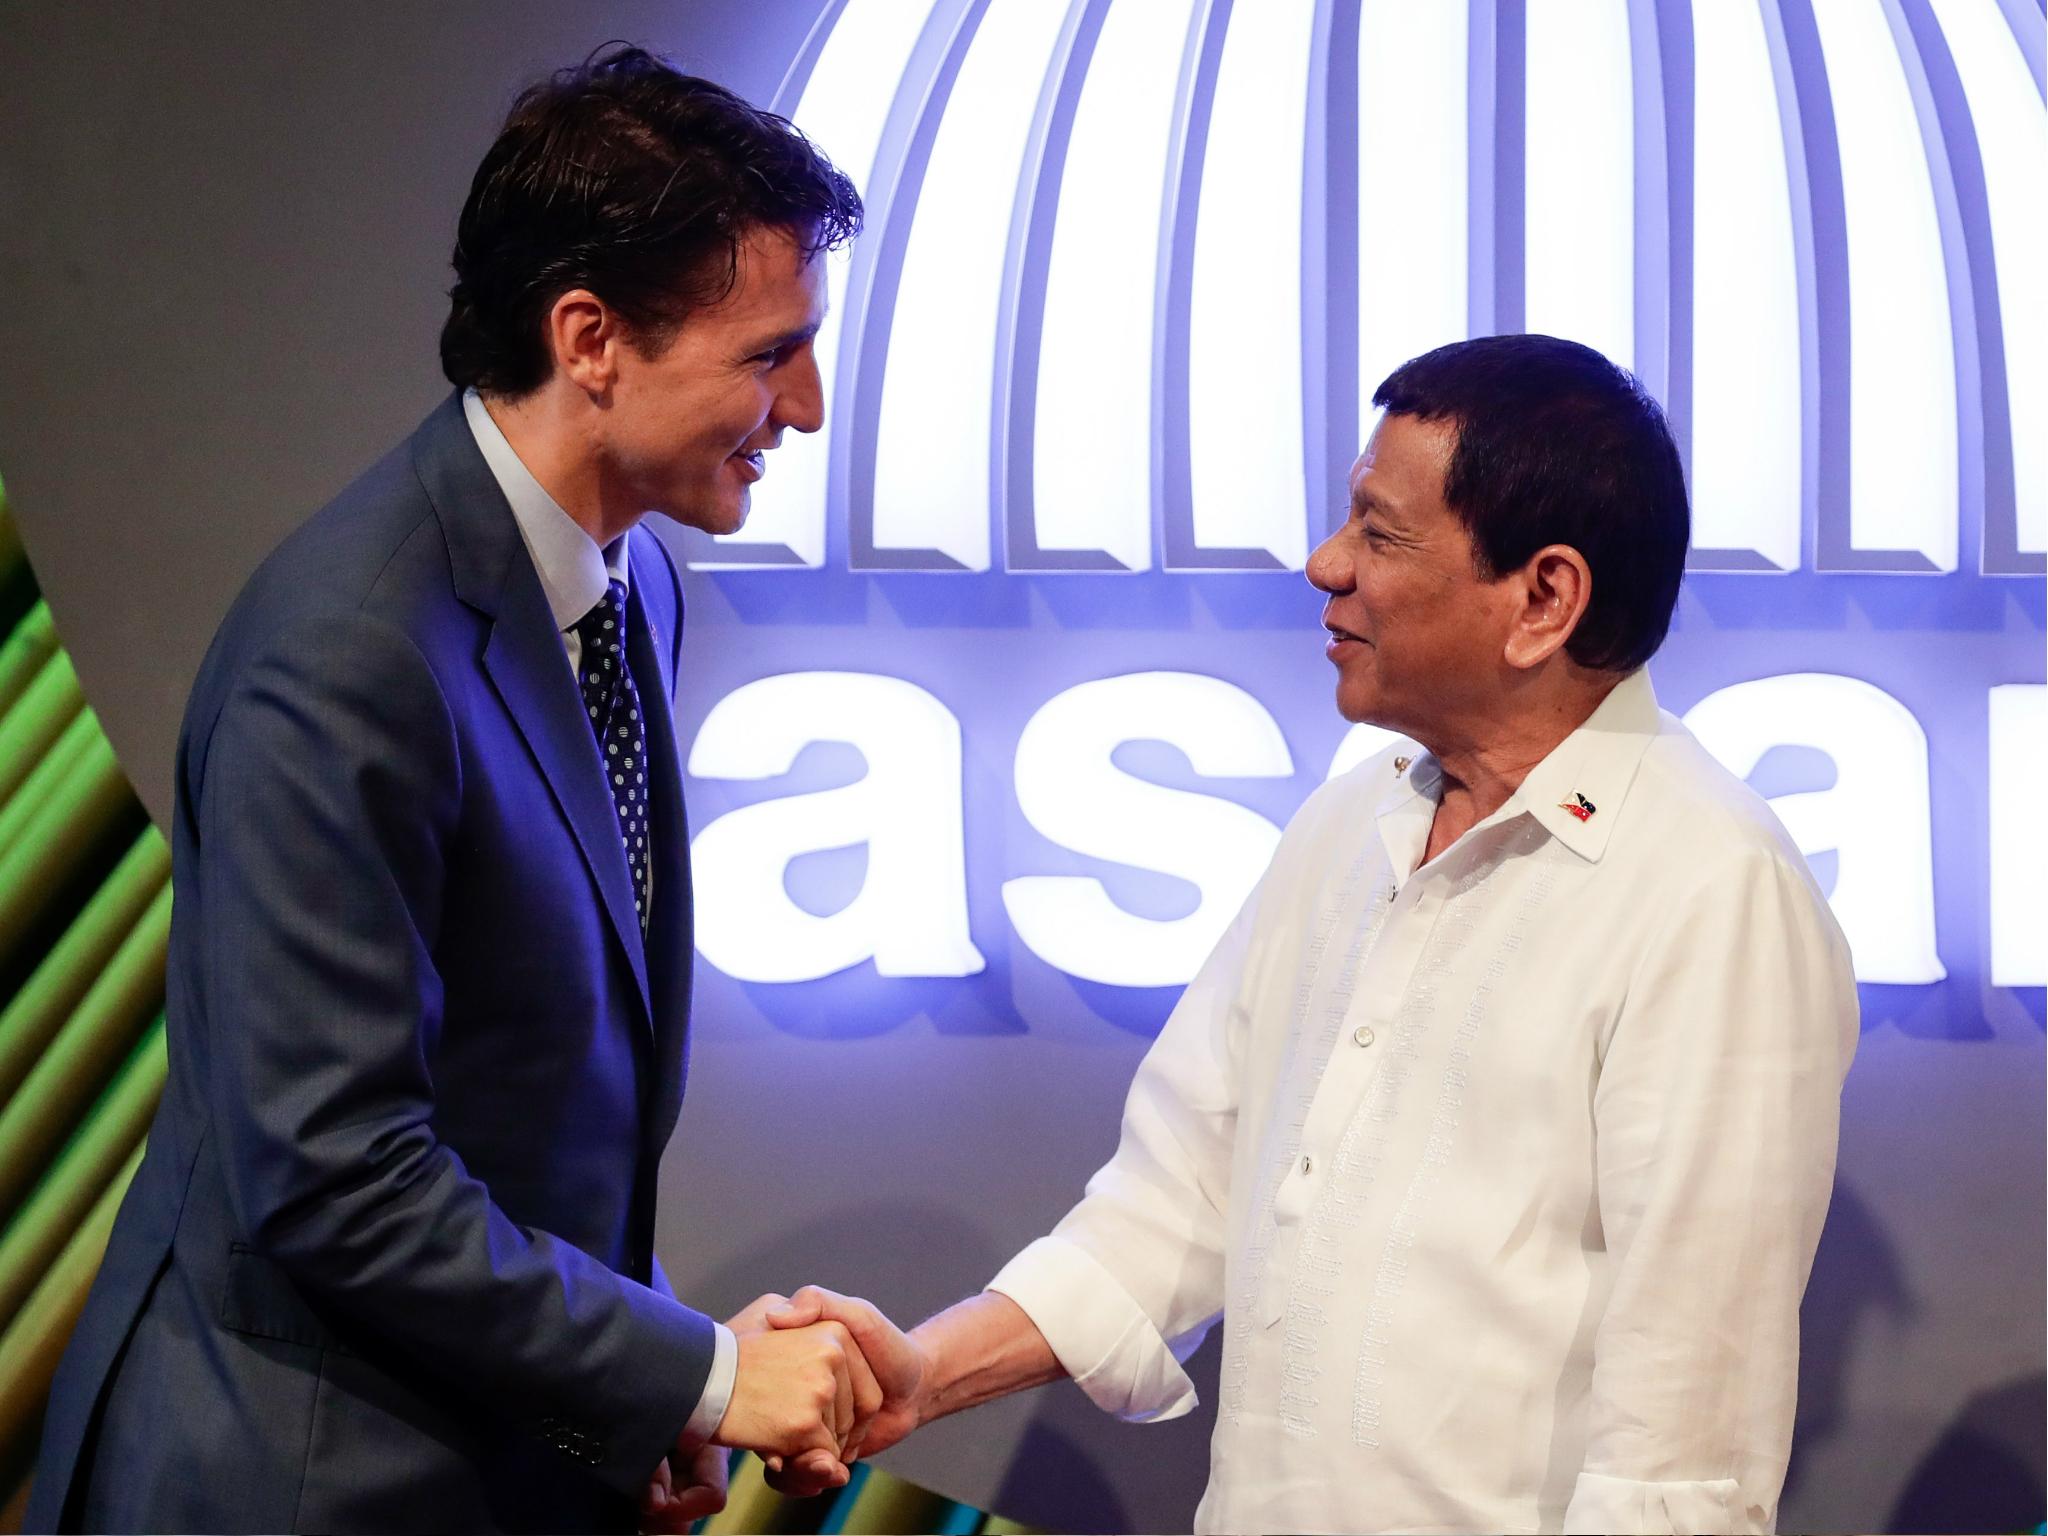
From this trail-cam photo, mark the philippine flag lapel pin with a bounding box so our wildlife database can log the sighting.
[1559,791,1596,823]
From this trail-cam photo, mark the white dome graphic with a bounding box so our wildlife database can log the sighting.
[691,0,2044,579]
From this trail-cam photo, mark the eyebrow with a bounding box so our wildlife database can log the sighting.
[746,321,821,356]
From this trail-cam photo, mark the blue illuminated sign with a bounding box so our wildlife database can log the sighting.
[661,0,2046,1004]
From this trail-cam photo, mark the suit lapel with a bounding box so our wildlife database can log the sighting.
[482,583,653,1027]
[411,394,653,1031]
[627,534,692,1145]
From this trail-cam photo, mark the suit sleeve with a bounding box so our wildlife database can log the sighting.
[196,609,711,1494]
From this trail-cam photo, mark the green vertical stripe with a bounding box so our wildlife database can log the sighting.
[0,605,59,724]
[0,1140,141,1461]
[0,1018,164,1332]
[817,1459,874,1533]
[0,882,170,1221]
[0,708,99,855]
[0,650,85,812]
[977,1513,1048,1534]
[0,828,168,1106]
[0,722,128,973]
[702,1453,798,1535]
[830,1463,966,1534]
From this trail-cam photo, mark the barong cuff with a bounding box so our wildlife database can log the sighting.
[987,1235,1198,1423]
[1564,1472,1760,1535]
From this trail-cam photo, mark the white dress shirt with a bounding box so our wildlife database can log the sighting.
[462,389,737,1447]
[990,669,1857,1535]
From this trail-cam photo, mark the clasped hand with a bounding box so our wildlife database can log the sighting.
[642,1287,928,1530]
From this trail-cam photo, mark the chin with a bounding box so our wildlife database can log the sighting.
[1331,665,1379,725]
[1335,683,1396,729]
[657,491,749,539]
[1336,697,1380,726]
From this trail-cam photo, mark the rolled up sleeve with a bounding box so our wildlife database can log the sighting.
[986,884,1263,1423]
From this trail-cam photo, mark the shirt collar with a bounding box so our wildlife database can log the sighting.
[462,388,630,634]
[1497,667,1664,862]
[1374,667,1665,872]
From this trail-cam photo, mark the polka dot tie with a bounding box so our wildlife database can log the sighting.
[574,580,649,931]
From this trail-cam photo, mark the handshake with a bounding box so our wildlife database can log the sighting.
[643,1285,931,1530]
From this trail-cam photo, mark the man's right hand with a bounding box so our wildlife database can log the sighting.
[755,1287,934,1498]
[709,1317,882,1472]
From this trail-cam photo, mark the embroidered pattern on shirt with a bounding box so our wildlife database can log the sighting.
[1272,850,1493,1440]
[1351,823,1561,1447]
[1220,840,1389,1428]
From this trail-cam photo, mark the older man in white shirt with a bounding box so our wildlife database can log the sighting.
[771,334,1859,1534]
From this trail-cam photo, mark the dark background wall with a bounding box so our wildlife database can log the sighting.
[0,4,2040,1532]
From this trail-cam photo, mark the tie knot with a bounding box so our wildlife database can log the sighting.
[576,580,628,653]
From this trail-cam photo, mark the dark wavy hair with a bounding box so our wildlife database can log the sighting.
[1372,335,1691,673]
[440,44,862,397]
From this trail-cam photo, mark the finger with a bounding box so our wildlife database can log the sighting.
[639,1461,670,1514]
[666,1450,730,1524]
[666,1481,727,1524]
[840,1326,883,1441]
[823,1324,857,1448]
[782,1285,859,1332]
[790,1291,912,1400]
[766,1288,825,1329]
[647,1445,728,1528]
[798,1448,852,1492]
[764,1449,850,1499]
[641,1492,696,1536]
[728,1291,793,1334]
[690,1441,729,1492]
[639,1469,680,1535]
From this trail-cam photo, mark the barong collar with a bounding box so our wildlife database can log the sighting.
[1375,667,1664,874]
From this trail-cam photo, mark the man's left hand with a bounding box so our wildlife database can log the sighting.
[641,1442,729,1533]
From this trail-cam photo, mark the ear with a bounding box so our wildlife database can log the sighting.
[1501,544,1592,670]
[542,288,623,397]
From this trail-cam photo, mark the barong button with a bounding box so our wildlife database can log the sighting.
[1353,1025,1375,1047]
[1300,1155,1313,1176]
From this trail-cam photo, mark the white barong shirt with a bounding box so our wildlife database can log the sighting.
[990,668,1858,1535]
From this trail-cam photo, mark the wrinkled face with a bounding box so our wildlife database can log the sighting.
[1305,412,1521,736]
[603,224,829,536]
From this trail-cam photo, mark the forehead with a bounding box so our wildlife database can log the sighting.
[705,224,827,328]
[1350,411,1456,515]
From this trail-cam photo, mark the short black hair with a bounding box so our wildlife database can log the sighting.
[440,44,863,397]
[1373,334,1690,673]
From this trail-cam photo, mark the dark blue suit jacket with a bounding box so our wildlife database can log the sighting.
[28,394,715,1533]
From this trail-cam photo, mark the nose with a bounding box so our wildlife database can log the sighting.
[1305,528,1352,596]
[774,342,827,435]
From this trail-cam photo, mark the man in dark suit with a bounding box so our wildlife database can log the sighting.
[28,47,875,1534]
